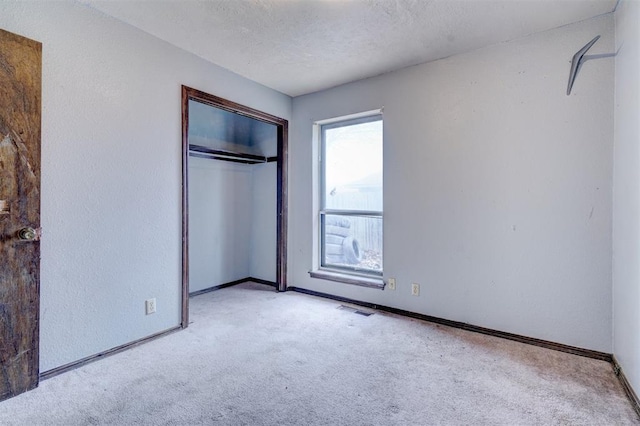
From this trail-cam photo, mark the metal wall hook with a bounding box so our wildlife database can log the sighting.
[567,35,600,95]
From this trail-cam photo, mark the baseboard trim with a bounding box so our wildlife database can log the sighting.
[247,277,277,287]
[189,278,251,297]
[42,279,277,381]
[189,277,277,297]
[38,283,637,416]
[613,356,640,418]
[287,286,612,362]
[40,326,181,381]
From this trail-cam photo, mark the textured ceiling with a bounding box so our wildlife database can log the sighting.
[82,0,617,97]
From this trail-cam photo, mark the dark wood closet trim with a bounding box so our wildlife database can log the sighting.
[181,87,190,328]
[276,119,288,292]
[181,85,289,328]
[287,286,613,362]
[613,356,640,418]
[40,326,181,381]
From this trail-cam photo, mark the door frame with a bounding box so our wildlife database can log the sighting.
[180,85,288,328]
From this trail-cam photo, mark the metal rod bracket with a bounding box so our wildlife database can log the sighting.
[567,35,600,95]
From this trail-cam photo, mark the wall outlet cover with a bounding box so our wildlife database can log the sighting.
[388,278,396,290]
[145,298,156,315]
[411,283,420,296]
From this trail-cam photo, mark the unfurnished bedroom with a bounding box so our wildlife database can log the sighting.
[0,0,638,424]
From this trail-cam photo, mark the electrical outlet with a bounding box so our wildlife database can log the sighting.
[145,298,156,315]
[411,283,420,296]
[387,278,396,290]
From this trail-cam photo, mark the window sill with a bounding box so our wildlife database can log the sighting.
[309,270,385,290]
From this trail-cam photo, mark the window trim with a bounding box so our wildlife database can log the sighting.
[313,110,383,282]
[309,269,384,290]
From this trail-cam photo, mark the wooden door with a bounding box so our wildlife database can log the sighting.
[0,28,42,401]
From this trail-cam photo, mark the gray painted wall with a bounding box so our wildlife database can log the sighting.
[0,1,290,372]
[188,158,253,292]
[290,15,614,352]
[613,0,640,399]
[189,126,277,292]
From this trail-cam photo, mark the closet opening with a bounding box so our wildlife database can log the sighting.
[181,86,288,328]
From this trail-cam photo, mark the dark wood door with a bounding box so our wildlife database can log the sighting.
[0,28,42,401]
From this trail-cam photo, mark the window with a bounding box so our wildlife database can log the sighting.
[318,113,383,279]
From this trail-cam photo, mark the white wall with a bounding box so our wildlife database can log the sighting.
[290,15,614,352]
[613,0,640,397]
[189,133,277,291]
[188,159,253,292]
[0,1,290,372]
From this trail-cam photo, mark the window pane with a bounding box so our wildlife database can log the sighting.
[322,214,382,274]
[324,119,382,211]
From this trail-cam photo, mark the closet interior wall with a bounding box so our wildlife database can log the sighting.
[188,104,278,294]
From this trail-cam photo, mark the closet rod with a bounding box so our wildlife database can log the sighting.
[189,144,277,164]
[189,152,262,164]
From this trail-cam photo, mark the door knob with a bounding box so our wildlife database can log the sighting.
[18,227,37,241]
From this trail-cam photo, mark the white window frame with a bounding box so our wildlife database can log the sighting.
[313,110,383,284]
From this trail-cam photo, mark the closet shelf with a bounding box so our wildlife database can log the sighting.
[189,144,277,164]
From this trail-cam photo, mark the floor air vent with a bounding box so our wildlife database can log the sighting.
[337,305,374,317]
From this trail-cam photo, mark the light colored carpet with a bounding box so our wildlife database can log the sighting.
[0,282,637,425]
